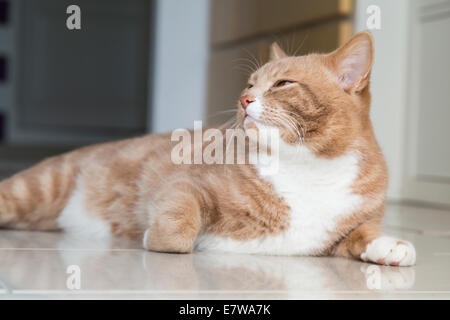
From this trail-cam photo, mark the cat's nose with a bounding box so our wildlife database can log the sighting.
[240,95,255,110]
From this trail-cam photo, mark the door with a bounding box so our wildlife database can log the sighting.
[403,0,450,206]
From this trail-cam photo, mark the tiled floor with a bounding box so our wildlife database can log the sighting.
[0,203,449,299]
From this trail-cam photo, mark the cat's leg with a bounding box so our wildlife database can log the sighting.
[334,220,416,266]
[143,186,202,253]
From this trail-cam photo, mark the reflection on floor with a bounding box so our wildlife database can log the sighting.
[0,203,449,299]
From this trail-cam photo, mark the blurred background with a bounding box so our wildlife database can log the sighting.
[0,0,449,208]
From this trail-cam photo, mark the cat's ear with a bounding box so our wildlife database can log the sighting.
[329,31,374,92]
[270,42,287,61]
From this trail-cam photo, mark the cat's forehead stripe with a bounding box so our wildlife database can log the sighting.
[298,82,320,105]
[251,59,301,84]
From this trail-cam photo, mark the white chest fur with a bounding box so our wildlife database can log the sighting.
[195,143,362,255]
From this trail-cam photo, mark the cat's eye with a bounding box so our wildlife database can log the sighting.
[247,84,254,89]
[273,80,294,88]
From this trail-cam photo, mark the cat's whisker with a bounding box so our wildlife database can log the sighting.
[232,62,258,76]
[232,61,257,71]
[276,110,307,144]
[243,49,262,70]
[287,33,295,56]
[232,65,257,76]
[233,68,253,77]
[276,113,304,145]
[233,57,259,74]
[264,111,295,134]
[218,115,237,130]
[264,111,300,143]
[274,109,307,142]
[265,110,303,144]
[232,64,253,71]
[273,117,297,138]
[293,32,310,57]
[207,109,237,120]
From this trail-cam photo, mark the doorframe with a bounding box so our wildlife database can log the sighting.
[401,0,450,207]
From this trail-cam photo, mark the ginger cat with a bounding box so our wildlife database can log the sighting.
[0,31,415,266]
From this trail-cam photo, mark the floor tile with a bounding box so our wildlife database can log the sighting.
[384,202,450,236]
[0,204,449,299]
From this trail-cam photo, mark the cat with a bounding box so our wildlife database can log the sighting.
[0,31,415,266]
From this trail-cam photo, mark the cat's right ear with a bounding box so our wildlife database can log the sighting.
[270,42,287,61]
[328,31,374,93]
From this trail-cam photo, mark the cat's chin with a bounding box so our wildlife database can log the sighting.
[244,117,279,134]
[242,116,257,131]
[243,115,259,124]
[243,115,270,131]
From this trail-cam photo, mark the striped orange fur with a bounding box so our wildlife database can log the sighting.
[0,31,415,266]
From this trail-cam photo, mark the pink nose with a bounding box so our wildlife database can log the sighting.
[239,95,255,109]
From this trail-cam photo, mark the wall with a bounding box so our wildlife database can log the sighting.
[150,0,210,133]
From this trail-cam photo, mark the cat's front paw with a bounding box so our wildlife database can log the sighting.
[361,236,416,266]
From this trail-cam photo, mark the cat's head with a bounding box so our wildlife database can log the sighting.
[237,31,374,157]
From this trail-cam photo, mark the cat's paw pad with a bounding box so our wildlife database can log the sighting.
[361,236,416,266]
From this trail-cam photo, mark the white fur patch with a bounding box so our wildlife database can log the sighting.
[245,97,264,120]
[195,139,363,255]
[57,178,111,239]
[361,236,416,266]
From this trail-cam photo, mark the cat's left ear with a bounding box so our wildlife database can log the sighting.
[328,31,374,93]
[270,42,287,61]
